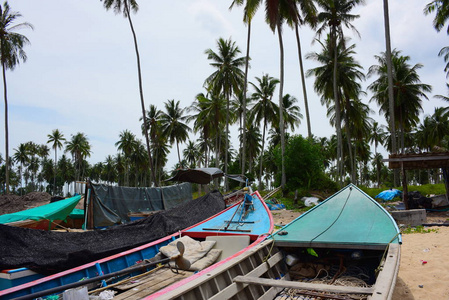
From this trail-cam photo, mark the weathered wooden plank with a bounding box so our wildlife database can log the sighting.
[112,268,193,300]
[233,276,374,295]
[208,250,284,300]
[370,243,401,300]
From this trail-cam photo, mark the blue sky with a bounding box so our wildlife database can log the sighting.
[1,0,448,171]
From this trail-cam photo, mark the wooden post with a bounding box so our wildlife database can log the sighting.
[401,162,409,210]
[442,168,449,202]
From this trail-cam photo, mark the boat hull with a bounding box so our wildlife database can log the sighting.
[151,239,400,300]
[0,191,272,300]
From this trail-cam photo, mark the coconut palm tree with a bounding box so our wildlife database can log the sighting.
[101,0,157,186]
[368,49,432,153]
[281,93,303,132]
[13,142,30,194]
[369,122,387,156]
[264,0,298,188]
[307,37,364,182]
[249,74,279,189]
[160,99,191,167]
[315,0,363,184]
[182,140,200,169]
[47,129,65,195]
[103,155,117,184]
[115,130,138,186]
[229,0,260,178]
[188,92,227,171]
[0,2,33,193]
[423,107,449,148]
[286,0,317,138]
[231,90,254,171]
[424,0,449,34]
[240,122,262,175]
[205,37,245,190]
[65,132,91,191]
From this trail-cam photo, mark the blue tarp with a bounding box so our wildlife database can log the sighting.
[375,189,402,201]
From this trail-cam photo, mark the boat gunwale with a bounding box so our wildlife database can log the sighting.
[0,190,273,299]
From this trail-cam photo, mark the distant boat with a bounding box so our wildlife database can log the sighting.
[0,195,82,230]
[155,184,401,300]
[0,191,272,300]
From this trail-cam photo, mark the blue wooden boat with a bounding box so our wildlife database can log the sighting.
[0,191,272,300]
[153,184,402,300]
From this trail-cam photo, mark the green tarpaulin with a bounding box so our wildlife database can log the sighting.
[0,195,81,224]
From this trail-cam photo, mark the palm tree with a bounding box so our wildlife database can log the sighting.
[205,37,245,190]
[115,129,138,186]
[240,122,262,175]
[47,129,65,195]
[306,37,364,182]
[188,92,227,171]
[315,0,363,184]
[13,142,30,194]
[229,0,259,178]
[383,0,397,161]
[264,0,298,188]
[103,155,117,184]
[0,2,33,193]
[286,0,317,138]
[369,122,387,156]
[101,0,157,186]
[423,107,449,148]
[424,0,449,34]
[65,132,91,191]
[282,94,303,132]
[368,49,432,153]
[183,140,200,169]
[160,99,191,166]
[249,74,279,189]
[231,90,254,171]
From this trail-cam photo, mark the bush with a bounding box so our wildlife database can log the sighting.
[273,135,334,193]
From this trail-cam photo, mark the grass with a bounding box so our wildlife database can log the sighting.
[401,225,439,234]
[362,183,446,201]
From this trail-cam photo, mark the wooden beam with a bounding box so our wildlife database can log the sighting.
[383,156,449,162]
[233,276,374,295]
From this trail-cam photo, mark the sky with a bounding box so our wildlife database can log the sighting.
[1,0,448,172]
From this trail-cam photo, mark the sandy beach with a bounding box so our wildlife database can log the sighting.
[271,209,449,300]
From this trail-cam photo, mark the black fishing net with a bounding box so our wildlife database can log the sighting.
[0,191,224,275]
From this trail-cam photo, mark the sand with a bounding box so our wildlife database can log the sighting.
[271,209,449,300]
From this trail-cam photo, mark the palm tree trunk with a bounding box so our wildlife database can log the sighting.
[2,62,9,194]
[176,140,182,167]
[225,91,230,191]
[344,122,355,182]
[295,24,311,138]
[383,0,398,186]
[259,120,267,190]
[53,149,57,195]
[242,21,251,179]
[331,28,343,185]
[124,2,157,187]
[277,21,286,188]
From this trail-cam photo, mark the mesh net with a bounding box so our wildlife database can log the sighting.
[0,191,224,274]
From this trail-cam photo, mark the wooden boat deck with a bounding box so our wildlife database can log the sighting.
[91,267,194,300]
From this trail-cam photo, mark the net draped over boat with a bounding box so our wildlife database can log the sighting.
[0,191,225,274]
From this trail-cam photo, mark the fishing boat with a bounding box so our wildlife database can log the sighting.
[0,195,82,231]
[153,184,401,300]
[0,190,272,300]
